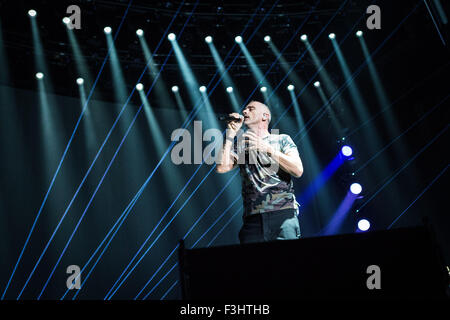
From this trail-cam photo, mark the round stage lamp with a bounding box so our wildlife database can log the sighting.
[328,33,336,40]
[199,86,207,93]
[300,34,307,42]
[28,9,37,17]
[136,29,144,37]
[260,86,267,93]
[171,86,179,93]
[35,72,44,79]
[136,83,144,91]
[235,36,243,43]
[76,78,84,85]
[287,84,294,91]
[226,87,233,93]
[104,26,112,34]
[356,30,363,37]
[62,17,70,25]
[357,219,370,232]
[168,33,176,41]
[264,35,271,42]
[341,145,353,157]
[205,36,213,43]
[350,183,362,195]
[313,81,320,88]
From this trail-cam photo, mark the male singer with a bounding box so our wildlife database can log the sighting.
[216,101,303,244]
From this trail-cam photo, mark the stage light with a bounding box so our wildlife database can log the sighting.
[168,33,176,41]
[28,9,37,17]
[356,30,363,37]
[35,72,44,79]
[235,36,242,43]
[62,17,70,25]
[136,83,144,91]
[171,86,179,93]
[260,86,267,93]
[357,219,370,231]
[205,36,213,43]
[199,86,206,93]
[287,84,294,91]
[300,34,307,42]
[341,145,353,157]
[328,33,335,40]
[104,26,112,34]
[226,86,233,93]
[136,29,144,37]
[350,183,362,195]
[313,81,320,88]
[264,35,271,42]
[76,78,84,85]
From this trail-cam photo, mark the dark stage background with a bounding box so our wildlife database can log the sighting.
[0,0,448,299]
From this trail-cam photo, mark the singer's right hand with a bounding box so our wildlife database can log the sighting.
[226,113,243,138]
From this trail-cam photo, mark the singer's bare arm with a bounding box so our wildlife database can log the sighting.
[271,149,303,178]
[216,138,237,173]
[216,113,242,174]
[243,131,303,178]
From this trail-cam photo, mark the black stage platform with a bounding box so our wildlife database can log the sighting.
[180,226,449,299]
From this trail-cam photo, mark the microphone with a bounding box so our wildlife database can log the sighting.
[218,114,244,122]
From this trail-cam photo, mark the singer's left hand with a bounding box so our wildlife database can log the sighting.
[242,132,275,155]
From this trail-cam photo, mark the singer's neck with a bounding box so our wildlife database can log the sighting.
[246,124,270,137]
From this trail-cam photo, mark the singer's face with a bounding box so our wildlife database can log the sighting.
[242,102,261,125]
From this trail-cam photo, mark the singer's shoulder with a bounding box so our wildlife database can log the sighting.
[268,133,297,148]
[268,132,293,140]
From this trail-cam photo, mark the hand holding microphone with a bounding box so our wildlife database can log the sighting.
[222,113,243,139]
[218,114,244,122]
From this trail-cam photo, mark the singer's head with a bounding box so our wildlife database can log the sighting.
[242,101,271,130]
